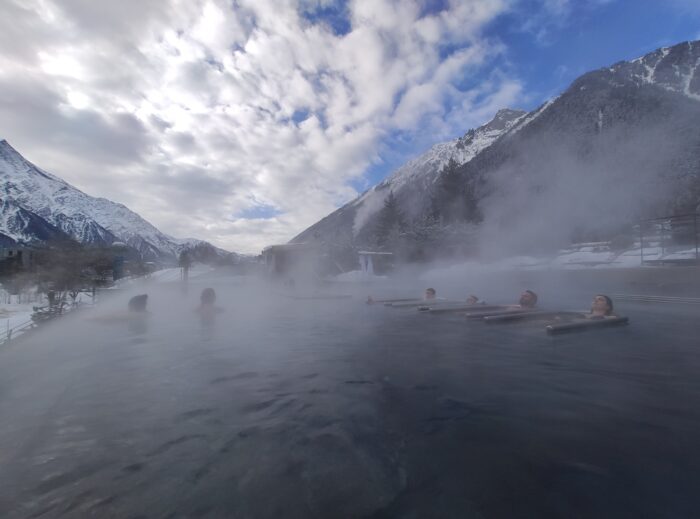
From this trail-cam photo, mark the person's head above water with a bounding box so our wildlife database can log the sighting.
[425,288,436,300]
[466,295,479,305]
[200,288,216,306]
[591,294,614,316]
[519,290,538,308]
[128,294,148,313]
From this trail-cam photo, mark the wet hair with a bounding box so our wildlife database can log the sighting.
[201,287,216,305]
[520,290,538,308]
[128,294,148,313]
[425,288,436,296]
[593,294,614,315]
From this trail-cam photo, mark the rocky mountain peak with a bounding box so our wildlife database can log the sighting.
[601,39,700,100]
[293,39,700,253]
[486,108,528,131]
[0,141,238,263]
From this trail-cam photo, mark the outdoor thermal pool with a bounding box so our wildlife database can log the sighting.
[1,276,700,518]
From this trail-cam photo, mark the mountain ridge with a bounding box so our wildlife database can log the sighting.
[293,107,527,246]
[293,39,700,257]
[0,140,238,263]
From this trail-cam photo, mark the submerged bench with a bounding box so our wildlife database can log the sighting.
[546,316,629,334]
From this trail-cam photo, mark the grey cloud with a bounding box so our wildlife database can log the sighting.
[0,76,152,165]
[0,1,62,63]
[0,0,523,253]
[149,115,172,132]
[167,131,199,154]
[147,163,248,210]
[53,0,176,45]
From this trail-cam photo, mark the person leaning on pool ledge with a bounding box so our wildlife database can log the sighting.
[586,294,616,319]
[518,290,538,309]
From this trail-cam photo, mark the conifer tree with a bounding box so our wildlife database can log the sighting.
[374,191,405,249]
[433,157,483,224]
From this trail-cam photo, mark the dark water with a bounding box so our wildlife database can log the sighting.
[1,276,700,518]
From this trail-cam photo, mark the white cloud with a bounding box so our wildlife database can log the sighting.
[521,0,616,45]
[0,0,520,253]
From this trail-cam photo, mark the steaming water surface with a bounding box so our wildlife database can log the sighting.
[1,276,700,518]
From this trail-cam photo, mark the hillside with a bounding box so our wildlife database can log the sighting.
[293,40,700,260]
[0,140,239,263]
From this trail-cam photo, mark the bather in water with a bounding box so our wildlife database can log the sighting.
[545,295,627,334]
[466,294,482,305]
[88,293,150,338]
[91,294,149,324]
[462,290,538,319]
[517,290,538,309]
[196,288,224,325]
[584,294,616,319]
[128,294,148,313]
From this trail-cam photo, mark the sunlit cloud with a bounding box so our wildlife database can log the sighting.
[0,0,525,253]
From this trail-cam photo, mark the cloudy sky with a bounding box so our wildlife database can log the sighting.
[1,0,699,253]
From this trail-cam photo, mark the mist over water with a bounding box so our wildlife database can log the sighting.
[2,270,700,518]
[477,116,694,258]
[2,3,700,517]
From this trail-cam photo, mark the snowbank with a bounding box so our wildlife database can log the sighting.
[114,264,213,287]
[421,241,698,279]
[333,270,388,283]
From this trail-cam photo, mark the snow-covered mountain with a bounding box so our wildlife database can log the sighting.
[294,39,700,252]
[379,108,527,207]
[0,198,73,246]
[0,140,238,262]
[293,108,526,246]
[612,41,700,100]
[374,108,527,196]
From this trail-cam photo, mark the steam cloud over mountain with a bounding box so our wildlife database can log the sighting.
[294,40,700,260]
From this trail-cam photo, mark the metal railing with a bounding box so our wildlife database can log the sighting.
[1,317,36,345]
[639,213,700,266]
[1,299,90,346]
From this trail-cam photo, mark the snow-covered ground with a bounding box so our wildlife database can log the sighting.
[1,265,214,342]
[0,302,36,339]
[332,270,388,283]
[421,241,699,280]
[0,290,94,343]
[551,242,698,268]
[0,290,44,342]
[114,264,213,287]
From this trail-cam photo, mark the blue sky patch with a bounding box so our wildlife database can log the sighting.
[301,3,351,36]
[291,108,310,124]
[357,0,700,191]
[486,0,700,109]
[236,203,284,220]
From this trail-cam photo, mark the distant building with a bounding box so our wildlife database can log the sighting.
[0,245,35,269]
[357,251,393,276]
[261,243,320,279]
